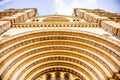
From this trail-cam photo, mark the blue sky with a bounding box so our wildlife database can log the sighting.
[0,0,120,15]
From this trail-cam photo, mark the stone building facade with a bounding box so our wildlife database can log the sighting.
[0,8,120,80]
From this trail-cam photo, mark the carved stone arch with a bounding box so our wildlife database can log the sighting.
[0,30,120,80]
[64,73,70,80]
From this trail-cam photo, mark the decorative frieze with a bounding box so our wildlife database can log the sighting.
[34,68,84,80]
[12,22,99,28]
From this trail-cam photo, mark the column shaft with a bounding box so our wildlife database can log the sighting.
[51,72,56,80]
[60,72,64,80]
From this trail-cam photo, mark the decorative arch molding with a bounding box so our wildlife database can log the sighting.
[0,39,118,78]
[21,63,93,80]
[10,55,101,80]
[32,67,86,80]
[0,30,120,80]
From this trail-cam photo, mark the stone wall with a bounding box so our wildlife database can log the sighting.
[0,8,37,34]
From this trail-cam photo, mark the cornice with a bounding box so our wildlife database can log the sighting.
[12,22,99,28]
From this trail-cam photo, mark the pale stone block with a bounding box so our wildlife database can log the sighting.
[24,9,35,18]
[2,16,20,23]
[14,13,26,22]
[0,21,11,34]
[117,28,120,36]
[101,21,120,36]
[77,10,87,18]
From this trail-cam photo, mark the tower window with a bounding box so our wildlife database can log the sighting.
[46,74,51,80]
[56,75,60,80]
[36,20,39,21]
[64,75,69,80]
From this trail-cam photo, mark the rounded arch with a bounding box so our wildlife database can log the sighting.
[46,74,51,80]
[0,30,120,80]
[64,73,70,80]
[32,67,85,80]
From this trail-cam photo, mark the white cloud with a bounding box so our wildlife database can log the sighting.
[52,0,98,15]
[0,0,11,5]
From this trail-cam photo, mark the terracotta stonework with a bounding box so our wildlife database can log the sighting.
[0,8,120,80]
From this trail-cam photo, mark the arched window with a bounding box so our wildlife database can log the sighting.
[46,74,51,80]
[75,79,79,80]
[64,75,69,80]
[56,75,60,80]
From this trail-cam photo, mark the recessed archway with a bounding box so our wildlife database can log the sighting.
[0,30,120,80]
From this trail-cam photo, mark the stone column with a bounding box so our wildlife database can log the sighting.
[43,74,46,80]
[69,74,74,80]
[60,72,64,80]
[51,72,56,80]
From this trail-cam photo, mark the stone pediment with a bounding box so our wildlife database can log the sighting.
[42,14,69,22]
